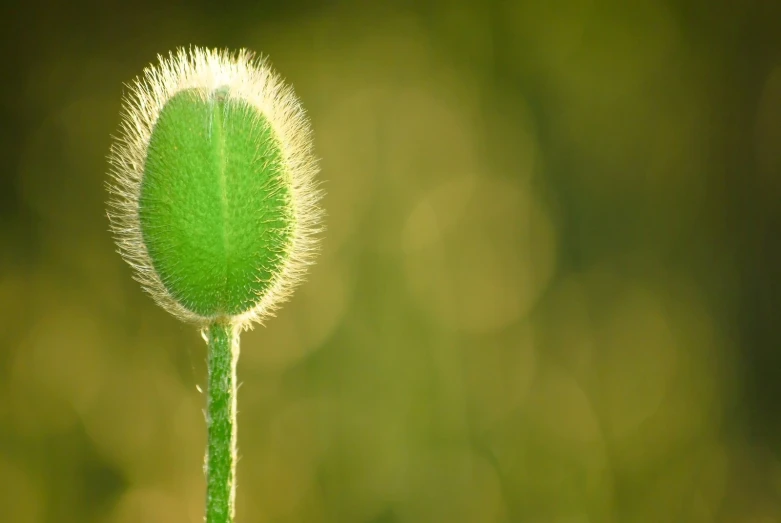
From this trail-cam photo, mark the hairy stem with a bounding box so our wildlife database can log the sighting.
[205,321,239,522]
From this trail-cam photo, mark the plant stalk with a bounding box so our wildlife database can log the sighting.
[205,321,239,522]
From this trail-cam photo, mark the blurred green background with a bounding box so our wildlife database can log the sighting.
[2,0,781,521]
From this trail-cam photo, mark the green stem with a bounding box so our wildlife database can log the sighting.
[205,321,239,522]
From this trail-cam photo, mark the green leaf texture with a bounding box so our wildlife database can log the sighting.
[139,87,293,317]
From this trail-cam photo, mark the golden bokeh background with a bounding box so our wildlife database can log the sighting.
[1,0,781,521]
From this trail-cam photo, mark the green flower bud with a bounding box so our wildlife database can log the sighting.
[107,47,323,329]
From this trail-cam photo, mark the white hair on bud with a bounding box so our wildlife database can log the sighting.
[106,46,323,330]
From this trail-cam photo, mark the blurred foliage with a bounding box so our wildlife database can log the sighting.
[1,0,781,521]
